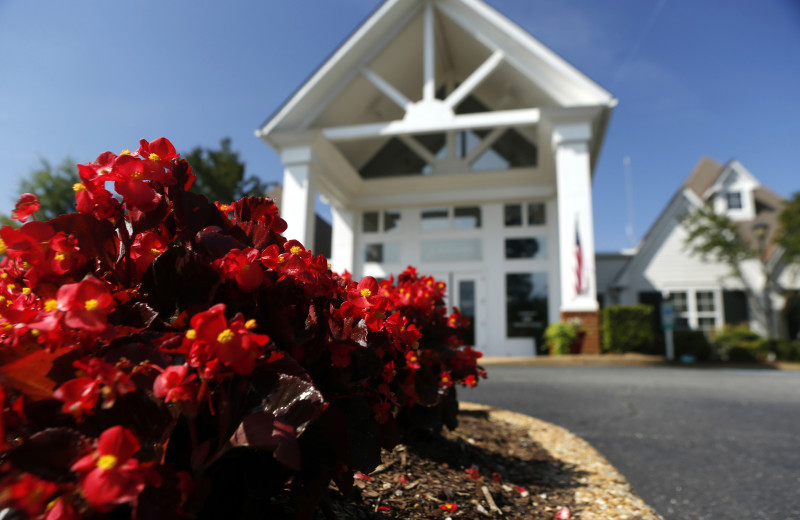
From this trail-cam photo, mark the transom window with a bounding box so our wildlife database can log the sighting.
[504,202,546,227]
[421,206,481,231]
[363,210,402,234]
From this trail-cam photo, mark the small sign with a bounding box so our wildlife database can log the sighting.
[661,301,675,331]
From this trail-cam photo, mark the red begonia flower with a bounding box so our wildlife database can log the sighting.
[56,276,115,332]
[135,137,179,162]
[348,277,383,309]
[71,426,147,512]
[439,503,458,512]
[405,349,422,370]
[153,365,198,403]
[53,377,101,418]
[8,472,60,516]
[130,232,169,277]
[11,193,40,222]
[213,248,264,292]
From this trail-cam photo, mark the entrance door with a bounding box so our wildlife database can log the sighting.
[452,272,487,351]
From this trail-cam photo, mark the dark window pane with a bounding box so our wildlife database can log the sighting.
[505,238,543,259]
[454,206,481,229]
[458,280,476,346]
[363,212,379,233]
[506,273,549,352]
[504,204,522,227]
[384,210,401,233]
[364,243,383,263]
[723,290,749,324]
[528,203,546,225]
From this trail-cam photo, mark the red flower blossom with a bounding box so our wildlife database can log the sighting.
[153,365,198,403]
[439,371,454,389]
[348,276,383,309]
[213,248,264,292]
[130,232,169,277]
[465,464,480,479]
[135,137,179,163]
[11,193,40,222]
[555,506,572,519]
[56,276,115,332]
[71,426,147,512]
[439,503,458,512]
[404,349,422,370]
[53,377,101,418]
[7,472,59,516]
[183,304,269,376]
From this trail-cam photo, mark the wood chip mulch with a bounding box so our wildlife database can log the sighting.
[269,403,663,519]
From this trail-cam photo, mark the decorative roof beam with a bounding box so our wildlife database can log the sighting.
[361,67,412,111]
[423,2,436,101]
[323,108,540,141]
[464,126,507,165]
[444,50,504,110]
[398,135,439,165]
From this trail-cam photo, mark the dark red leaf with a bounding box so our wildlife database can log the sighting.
[229,412,301,470]
[49,213,117,268]
[8,427,90,482]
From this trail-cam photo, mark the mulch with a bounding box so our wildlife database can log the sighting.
[311,410,581,519]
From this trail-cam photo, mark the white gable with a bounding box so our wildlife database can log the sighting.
[704,160,760,221]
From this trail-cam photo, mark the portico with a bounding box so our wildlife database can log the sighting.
[257,0,616,355]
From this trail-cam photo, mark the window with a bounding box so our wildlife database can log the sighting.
[726,192,742,210]
[421,208,449,231]
[504,202,546,227]
[453,206,481,229]
[506,273,548,351]
[420,206,482,231]
[421,239,482,262]
[696,291,715,312]
[363,210,402,233]
[671,292,688,313]
[505,238,546,259]
[364,242,400,263]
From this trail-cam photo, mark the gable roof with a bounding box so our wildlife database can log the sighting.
[256,0,616,139]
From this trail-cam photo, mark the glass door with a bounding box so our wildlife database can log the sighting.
[452,272,486,350]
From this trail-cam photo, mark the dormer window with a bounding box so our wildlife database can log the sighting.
[726,192,742,210]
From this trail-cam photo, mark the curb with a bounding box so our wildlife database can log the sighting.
[479,354,666,367]
[460,402,664,520]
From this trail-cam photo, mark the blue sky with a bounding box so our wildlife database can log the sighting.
[1,0,798,252]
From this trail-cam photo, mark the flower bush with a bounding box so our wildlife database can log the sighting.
[0,138,485,519]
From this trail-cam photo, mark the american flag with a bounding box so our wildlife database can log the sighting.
[575,222,586,295]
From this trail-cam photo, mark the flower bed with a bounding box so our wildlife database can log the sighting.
[0,138,485,519]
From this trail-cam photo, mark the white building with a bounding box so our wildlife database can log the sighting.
[599,157,800,341]
[257,0,616,356]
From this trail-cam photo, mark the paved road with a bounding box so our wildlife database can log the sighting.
[463,365,800,520]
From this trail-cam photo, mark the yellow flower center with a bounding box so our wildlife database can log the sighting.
[360,288,372,298]
[22,262,31,269]
[30,329,40,336]
[44,299,58,312]
[148,153,161,162]
[84,299,99,311]
[2,323,12,332]
[96,454,118,471]
[290,246,302,255]
[0,273,6,279]
[130,171,143,181]
[22,287,31,295]
[6,283,15,290]
[150,248,161,256]
[241,264,250,272]
[73,183,86,192]
[54,252,66,262]
[245,319,257,330]
[120,149,132,155]
[277,256,286,264]
[218,204,229,211]
[185,329,196,340]
[0,239,5,255]
[217,329,235,344]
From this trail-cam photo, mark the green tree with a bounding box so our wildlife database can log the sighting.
[184,138,273,203]
[776,192,800,267]
[2,158,80,226]
[682,205,779,338]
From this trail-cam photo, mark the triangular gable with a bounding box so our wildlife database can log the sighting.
[257,0,615,140]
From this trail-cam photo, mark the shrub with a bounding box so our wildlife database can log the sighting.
[775,340,800,362]
[0,138,484,518]
[673,330,714,361]
[601,305,654,353]
[543,321,579,356]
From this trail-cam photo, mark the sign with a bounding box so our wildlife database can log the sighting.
[661,301,675,331]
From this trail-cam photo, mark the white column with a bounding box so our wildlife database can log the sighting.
[553,123,599,312]
[330,205,355,276]
[280,145,317,249]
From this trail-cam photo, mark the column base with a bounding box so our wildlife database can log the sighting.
[560,310,601,354]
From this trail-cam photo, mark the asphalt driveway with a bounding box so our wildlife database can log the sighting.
[464,365,800,520]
